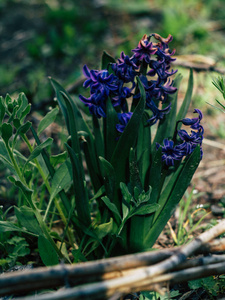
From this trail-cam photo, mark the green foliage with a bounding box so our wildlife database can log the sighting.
[211,76,225,112]
[0,235,30,271]
[188,276,225,298]
[38,235,59,266]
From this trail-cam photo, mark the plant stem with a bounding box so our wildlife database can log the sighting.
[5,143,24,182]
[22,132,75,247]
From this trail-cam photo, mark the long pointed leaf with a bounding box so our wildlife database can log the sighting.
[176,69,193,129]
[104,97,118,161]
[144,145,201,248]
[110,77,146,184]
[136,112,151,188]
[50,78,93,139]
[153,73,183,146]
[65,143,91,227]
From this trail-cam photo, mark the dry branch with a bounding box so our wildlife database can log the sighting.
[172,55,225,74]
[1,220,225,299]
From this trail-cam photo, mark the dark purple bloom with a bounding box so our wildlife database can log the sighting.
[148,58,177,81]
[156,139,186,166]
[177,109,204,159]
[79,94,106,118]
[177,129,203,159]
[147,100,171,125]
[181,109,203,133]
[132,34,157,64]
[111,80,134,112]
[79,65,119,118]
[178,130,203,148]
[116,112,133,133]
[155,79,177,102]
[111,52,139,83]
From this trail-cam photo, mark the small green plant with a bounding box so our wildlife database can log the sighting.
[0,33,203,267]
[188,276,225,298]
[168,189,209,246]
[211,76,225,113]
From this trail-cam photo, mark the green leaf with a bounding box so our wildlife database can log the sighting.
[136,111,151,188]
[104,97,118,161]
[81,132,102,192]
[38,235,59,266]
[136,186,152,204]
[8,176,33,206]
[38,107,59,136]
[65,143,91,226]
[176,69,193,129]
[101,196,121,220]
[17,93,29,119]
[15,206,43,235]
[23,137,53,171]
[153,73,183,146]
[20,104,31,123]
[120,182,133,220]
[0,220,36,235]
[145,146,201,248]
[129,147,142,194]
[12,121,32,148]
[1,123,13,144]
[49,160,73,202]
[50,78,93,139]
[12,241,30,258]
[120,182,133,204]
[92,115,104,158]
[50,151,68,167]
[60,91,81,157]
[99,156,116,202]
[0,141,16,175]
[90,185,105,201]
[110,77,146,184]
[148,148,163,205]
[130,203,160,217]
[0,96,5,122]
[188,278,203,290]
[95,218,114,239]
[101,51,116,70]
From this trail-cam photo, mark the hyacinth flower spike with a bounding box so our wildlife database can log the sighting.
[132,34,157,64]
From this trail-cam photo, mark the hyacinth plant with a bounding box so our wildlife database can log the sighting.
[0,33,203,265]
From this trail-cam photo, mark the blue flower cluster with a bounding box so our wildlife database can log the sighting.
[156,109,204,166]
[79,33,178,130]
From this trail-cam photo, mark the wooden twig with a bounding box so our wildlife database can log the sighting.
[14,260,225,300]
[172,55,225,74]
[129,261,225,293]
[1,220,224,299]
[1,238,225,297]
[203,138,225,150]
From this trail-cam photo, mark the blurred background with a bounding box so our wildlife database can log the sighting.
[0,0,225,108]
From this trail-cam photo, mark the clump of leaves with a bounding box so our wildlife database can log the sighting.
[0,234,30,271]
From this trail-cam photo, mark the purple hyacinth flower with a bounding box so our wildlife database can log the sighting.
[79,65,120,118]
[156,138,186,166]
[79,94,106,118]
[147,100,171,125]
[111,52,139,83]
[116,112,133,133]
[132,34,157,64]
[180,109,204,134]
[178,129,203,158]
